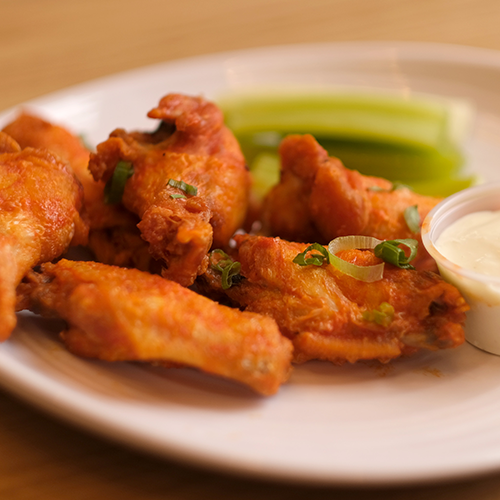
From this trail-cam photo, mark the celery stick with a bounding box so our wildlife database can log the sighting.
[220,90,475,198]
[404,175,479,197]
[250,153,281,200]
[237,133,464,182]
[221,91,474,151]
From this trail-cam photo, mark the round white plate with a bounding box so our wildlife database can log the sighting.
[2,42,500,487]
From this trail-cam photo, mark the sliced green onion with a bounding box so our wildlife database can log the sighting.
[327,236,385,282]
[167,178,198,196]
[368,182,411,193]
[373,239,418,269]
[362,302,395,327]
[170,193,187,199]
[404,205,421,233]
[209,249,242,289]
[293,243,330,266]
[104,160,134,204]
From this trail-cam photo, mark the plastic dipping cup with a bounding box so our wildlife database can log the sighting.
[422,182,500,355]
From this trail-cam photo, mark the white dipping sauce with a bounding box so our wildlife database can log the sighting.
[435,210,500,277]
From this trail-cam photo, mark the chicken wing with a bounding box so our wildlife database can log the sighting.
[261,134,441,271]
[20,259,293,395]
[3,112,130,229]
[200,234,468,364]
[88,93,251,286]
[0,132,88,340]
[2,112,153,271]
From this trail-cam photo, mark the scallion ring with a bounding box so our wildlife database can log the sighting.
[104,160,134,204]
[327,235,385,282]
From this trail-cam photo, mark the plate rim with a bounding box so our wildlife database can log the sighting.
[3,41,500,487]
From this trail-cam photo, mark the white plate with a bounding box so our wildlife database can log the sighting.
[3,41,500,487]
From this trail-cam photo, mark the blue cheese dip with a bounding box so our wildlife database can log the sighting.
[435,210,500,277]
[434,209,500,354]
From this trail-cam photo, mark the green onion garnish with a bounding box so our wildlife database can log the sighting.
[362,302,395,327]
[293,243,330,266]
[368,182,411,193]
[404,205,421,233]
[167,179,198,196]
[170,193,187,199]
[328,236,385,282]
[295,236,419,281]
[104,160,134,204]
[209,249,242,290]
[373,239,418,270]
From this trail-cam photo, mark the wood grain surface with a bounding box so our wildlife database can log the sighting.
[2,0,500,498]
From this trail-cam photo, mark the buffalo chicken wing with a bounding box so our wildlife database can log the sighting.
[2,113,153,271]
[201,234,468,364]
[261,134,441,271]
[0,133,88,340]
[89,94,251,286]
[20,259,293,395]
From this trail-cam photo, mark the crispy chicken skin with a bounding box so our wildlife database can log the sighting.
[261,134,441,271]
[2,112,152,271]
[88,93,251,286]
[0,133,88,340]
[2,112,129,229]
[20,259,293,396]
[201,234,468,364]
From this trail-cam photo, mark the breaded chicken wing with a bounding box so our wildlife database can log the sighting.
[2,113,153,271]
[201,234,468,364]
[88,93,251,286]
[2,112,137,230]
[20,259,293,395]
[0,133,88,340]
[261,134,441,271]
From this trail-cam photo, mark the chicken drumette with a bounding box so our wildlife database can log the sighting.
[88,94,251,286]
[0,132,88,340]
[261,134,441,271]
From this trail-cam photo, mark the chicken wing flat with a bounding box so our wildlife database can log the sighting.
[0,133,88,340]
[2,112,153,271]
[88,93,251,286]
[201,234,468,364]
[261,134,441,271]
[20,259,293,395]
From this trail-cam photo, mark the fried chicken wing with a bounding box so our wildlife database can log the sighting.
[201,234,468,364]
[2,112,153,271]
[3,112,130,230]
[88,93,251,286]
[261,134,441,271]
[20,259,293,395]
[0,133,88,340]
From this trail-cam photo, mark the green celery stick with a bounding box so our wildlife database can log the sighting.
[220,91,474,151]
[250,152,281,200]
[220,89,475,198]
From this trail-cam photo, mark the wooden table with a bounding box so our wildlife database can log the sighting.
[2,0,500,498]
